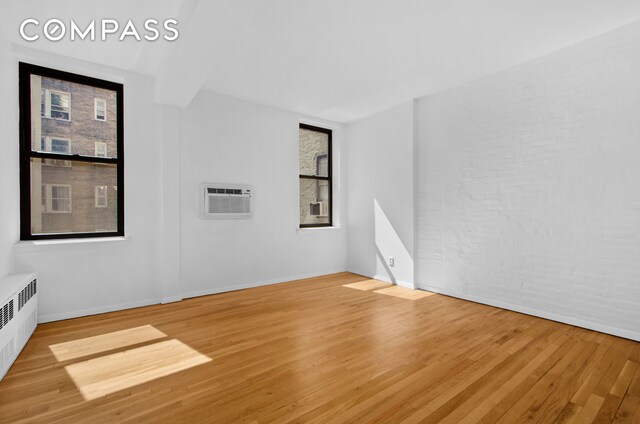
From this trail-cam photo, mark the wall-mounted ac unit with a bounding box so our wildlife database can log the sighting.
[202,183,252,218]
[0,273,38,381]
[309,201,328,217]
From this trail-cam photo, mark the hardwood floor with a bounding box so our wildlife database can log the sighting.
[1,272,639,423]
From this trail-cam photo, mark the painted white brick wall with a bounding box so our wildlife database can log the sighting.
[415,22,640,341]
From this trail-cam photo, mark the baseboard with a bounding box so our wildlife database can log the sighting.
[37,271,348,323]
[38,298,162,324]
[346,267,373,280]
[181,269,348,300]
[348,267,416,289]
[370,273,416,290]
[161,295,183,304]
[418,284,640,342]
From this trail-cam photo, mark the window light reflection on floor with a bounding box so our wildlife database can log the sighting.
[49,325,167,362]
[49,325,212,401]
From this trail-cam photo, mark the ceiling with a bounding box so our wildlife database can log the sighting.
[3,0,640,122]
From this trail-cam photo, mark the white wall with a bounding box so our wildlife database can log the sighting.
[10,52,166,322]
[346,102,414,287]
[415,23,640,340]
[0,35,18,281]
[1,47,347,321]
[179,91,347,297]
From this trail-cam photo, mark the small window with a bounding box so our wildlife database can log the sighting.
[40,137,70,154]
[41,137,71,167]
[43,89,70,120]
[95,142,107,157]
[42,184,72,213]
[95,98,106,121]
[299,124,332,227]
[95,186,108,208]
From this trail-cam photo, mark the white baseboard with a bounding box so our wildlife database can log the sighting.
[418,283,640,342]
[38,298,162,324]
[161,295,183,304]
[373,274,415,289]
[38,270,348,323]
[181,269,348,300]
[348,267,416,290]
[346,267,373,279]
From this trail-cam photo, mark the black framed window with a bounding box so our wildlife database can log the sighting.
[19,63,124,240]
[299,124,332,227]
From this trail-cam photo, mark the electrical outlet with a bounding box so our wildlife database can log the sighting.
[389,257,395,267]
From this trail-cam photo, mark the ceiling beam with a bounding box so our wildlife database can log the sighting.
[153,0,210,108]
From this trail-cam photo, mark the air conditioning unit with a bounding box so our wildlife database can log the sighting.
[202,183,252,218]
[0,273,38,381]
[309,201,329,217]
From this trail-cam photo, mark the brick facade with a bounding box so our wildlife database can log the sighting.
[415,23,640,335]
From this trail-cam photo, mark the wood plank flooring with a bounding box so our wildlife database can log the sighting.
[0,272,639,423]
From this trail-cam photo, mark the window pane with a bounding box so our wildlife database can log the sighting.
[95,99,106,120]
[299,178,330,226]
[95,185,108,208]
[317,154,328,177]
[30,158,118,235]
[50,138,70,153]
[95,142,107,157]
[299,128,328,177]
[31,74,118,158]
[52,198,71,212]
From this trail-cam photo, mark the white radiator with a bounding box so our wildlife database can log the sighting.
[0,273,38,381]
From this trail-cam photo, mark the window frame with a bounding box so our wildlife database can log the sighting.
[44,88,71,121]
[40,136,71,154]
[94,98,106,121]
[95,141,108,157]
[94,185,108,208]
[19,62,125,240]
[42,184,72,214]
[40,136,72,167]
[299,123,333,228]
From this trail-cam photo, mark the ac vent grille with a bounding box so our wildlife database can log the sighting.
[18,280,37,312]
[18,310,38,349]
[0,338,15,378]
[207,196,250,214]
[202,183,252,218]
[207,188,243,195]
[0,300,14,330]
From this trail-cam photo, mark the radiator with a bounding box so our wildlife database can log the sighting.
[0,273,38,381]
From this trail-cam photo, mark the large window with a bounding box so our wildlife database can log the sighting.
[19,63,124,240]
[299,124,332,227]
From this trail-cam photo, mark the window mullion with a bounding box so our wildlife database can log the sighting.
[299,175,330,180]
[29,151,118,164]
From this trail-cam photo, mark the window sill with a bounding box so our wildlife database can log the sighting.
[15,236,130,249]
[297,226,341,233]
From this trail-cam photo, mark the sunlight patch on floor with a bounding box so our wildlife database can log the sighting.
[374,285,435,300]
[64,339,211,401]
[342,280,393,291]
[342,278,435,300]
[50,325,167,362]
